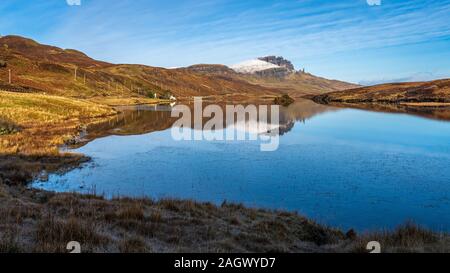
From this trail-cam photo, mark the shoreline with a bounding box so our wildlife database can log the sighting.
[310,100,450,122]
[1,182,448,253]
[1,91,449,253]
[311,79,450,121]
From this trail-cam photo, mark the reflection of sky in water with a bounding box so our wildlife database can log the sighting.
[32,108,450,232]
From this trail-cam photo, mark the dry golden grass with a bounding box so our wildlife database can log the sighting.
[0,91,115,155]
[88,96,170,106]
[0,91,116,192]
[351,223,450,253]
[0,91,113,126]
[35,216,109,253]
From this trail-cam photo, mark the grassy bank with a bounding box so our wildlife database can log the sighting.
[311,79,450,121]
[0,91,116,155]
[87,96,172,106]
[0,91,117,187]
[0,91,449,253]
[0,182,448,253]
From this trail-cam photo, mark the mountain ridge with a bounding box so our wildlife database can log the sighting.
[0,35,356,100]
[0,35,281,99]
[185,57,359,97]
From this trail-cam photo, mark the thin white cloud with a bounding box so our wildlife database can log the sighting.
[2,0,449,82]
[359,72,449,85]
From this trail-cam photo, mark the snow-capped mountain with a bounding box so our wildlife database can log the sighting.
[229,56,297,78]
[230,59,280,74]
[184,55,359,96]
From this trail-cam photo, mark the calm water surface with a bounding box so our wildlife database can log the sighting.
[31,100,450,232]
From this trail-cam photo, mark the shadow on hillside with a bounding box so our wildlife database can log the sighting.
[0,118,21,136]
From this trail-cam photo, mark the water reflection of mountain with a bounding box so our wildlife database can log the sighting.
[279,99,337,124]
[79,99,336,146]
[275,99,337,135]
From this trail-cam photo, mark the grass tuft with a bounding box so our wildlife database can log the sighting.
[35,216,108,252]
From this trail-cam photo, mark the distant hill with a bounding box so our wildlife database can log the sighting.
[311,79,450,121]
[0,35,278,99]
[313,79,450,104]
[185,56,358,97]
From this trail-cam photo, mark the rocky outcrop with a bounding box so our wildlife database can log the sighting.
[258,56,295,72]
[252,56,297,78]
[185,64,236,75]
[254,66,292,78]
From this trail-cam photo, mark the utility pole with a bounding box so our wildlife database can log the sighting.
[74,67,78,81]
[8,69,11,84]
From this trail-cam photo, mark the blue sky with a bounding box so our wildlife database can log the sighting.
[0,0,449,84]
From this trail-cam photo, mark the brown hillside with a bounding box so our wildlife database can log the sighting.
[242,72,359,97]
[0,35,110,68]
[0,36,278,100]
[184,64,358,97]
